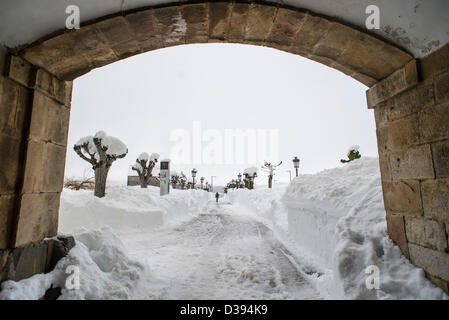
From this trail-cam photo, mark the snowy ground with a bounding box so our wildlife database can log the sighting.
[120,201,322,299]
[0,158,447,300]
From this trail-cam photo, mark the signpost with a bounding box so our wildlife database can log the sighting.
[160,159,170,196]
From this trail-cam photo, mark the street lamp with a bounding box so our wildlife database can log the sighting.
[293,156,300,177]
[200,176,205,189]
[191,168,197,188]
[237,173,242,188]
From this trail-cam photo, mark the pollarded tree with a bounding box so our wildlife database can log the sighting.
[261,161,282,188]
[132,152,160,188]
[179,172,187,190]
[243,166,258,190]
[170,171,180,189]
[74,131,128,198]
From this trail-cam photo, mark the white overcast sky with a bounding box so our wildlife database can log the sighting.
[65,43,377,186]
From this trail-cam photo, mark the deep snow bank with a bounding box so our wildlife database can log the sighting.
[59,185,210,234]
[281,157,447,299]
[0,185,211,300]
[226,183,289,233]
[0,229,154,300]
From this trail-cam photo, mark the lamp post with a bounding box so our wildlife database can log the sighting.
[237,173,242,188]
[210,175,216,192]
[200,176,205,189]
[293,156,300,177]
[191,168,197,189]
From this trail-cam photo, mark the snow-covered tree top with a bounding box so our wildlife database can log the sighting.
[150,153,160,162]
[74,131,128,159]
[102,135,127,156]
[348,145,360,153]
[244,166,258,175]
[75,135,96,154]
[137,152,150,162]
[94,130,107,140]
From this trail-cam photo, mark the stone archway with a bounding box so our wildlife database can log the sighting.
[0,2,448,292]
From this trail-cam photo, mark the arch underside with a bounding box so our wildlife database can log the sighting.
[18,2,413,87]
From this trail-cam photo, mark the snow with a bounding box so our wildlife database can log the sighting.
[244,166,258,176]
[94,130,107,140]
[102,136,127,157]
[281,157,447,299]
[1,159,447,300]
[0,228,152,300]
[137,152,149,162]
[74,135,96,155]
[75,132,127,157]
[347,144,360,153]
[59,185,210,233]
[150,153,160,162]
[132,162,143,173]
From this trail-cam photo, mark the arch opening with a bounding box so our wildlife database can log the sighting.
[0,1,448,296]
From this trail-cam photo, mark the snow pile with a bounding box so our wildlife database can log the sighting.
[281,157,447,299]
[226,184,288,233]
[59,185,210,234]
[0,229,153,300]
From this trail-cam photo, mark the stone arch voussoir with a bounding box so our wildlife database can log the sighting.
[19,2,413,87]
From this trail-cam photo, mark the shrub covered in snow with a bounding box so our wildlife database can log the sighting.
[340,145,361,163]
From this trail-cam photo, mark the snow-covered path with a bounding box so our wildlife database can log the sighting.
[118,200,323,300]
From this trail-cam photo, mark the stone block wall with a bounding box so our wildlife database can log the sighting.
[0,43,72,250]
[368,43,449,293]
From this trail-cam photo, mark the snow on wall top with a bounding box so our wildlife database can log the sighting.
[0,0,447,58]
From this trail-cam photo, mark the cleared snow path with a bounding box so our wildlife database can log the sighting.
[118,200,323,300]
